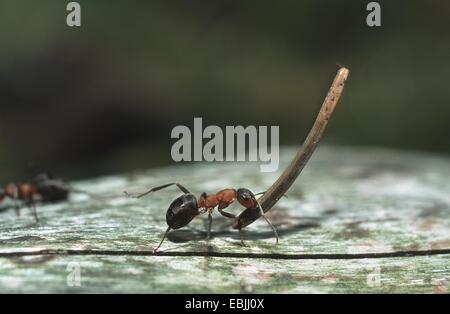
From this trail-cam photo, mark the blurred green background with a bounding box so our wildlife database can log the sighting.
[0,0,449,182]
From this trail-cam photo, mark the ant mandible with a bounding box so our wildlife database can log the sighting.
[125,183,279,252]
[0,173,70,222]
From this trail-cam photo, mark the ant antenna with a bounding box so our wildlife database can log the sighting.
[254,191,288,198]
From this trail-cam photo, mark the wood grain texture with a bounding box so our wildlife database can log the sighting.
[1,146,449,293]
[1,255,449,293]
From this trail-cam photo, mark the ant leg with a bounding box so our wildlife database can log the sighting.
[12,186,21,217]
[14,205,21,217]
[218,208,236,219]
[207,210,213,240]
[239,229,247,247]
[261,215,279,244]
[125,182,190,198]
[153,226,171,253]
[217,207,244,244]
[29,201,39,222]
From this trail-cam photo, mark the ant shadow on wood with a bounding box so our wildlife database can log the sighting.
[167,214,321,244]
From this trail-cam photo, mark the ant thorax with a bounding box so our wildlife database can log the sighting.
[198,189,237,210]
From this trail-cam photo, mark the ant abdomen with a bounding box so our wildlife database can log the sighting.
[166,193,198,229]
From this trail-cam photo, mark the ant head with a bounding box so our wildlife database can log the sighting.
[236,188,257,209]
[166,194,199,229]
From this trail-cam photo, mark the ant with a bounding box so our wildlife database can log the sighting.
[125,183,279,252]
[0,173,70,222]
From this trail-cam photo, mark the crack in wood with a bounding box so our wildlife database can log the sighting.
[1,248,449,260]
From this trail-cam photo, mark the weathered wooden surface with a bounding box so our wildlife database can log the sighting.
[1,255,449,293]
[1,146,449,293]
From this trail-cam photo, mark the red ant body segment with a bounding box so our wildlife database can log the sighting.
[125,183,278,252]
[199,189,237,210]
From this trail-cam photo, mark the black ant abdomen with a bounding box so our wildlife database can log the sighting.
[166,194,198,229]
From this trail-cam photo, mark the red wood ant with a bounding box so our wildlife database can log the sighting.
[0,173,70,222]
[125,183,279,252]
